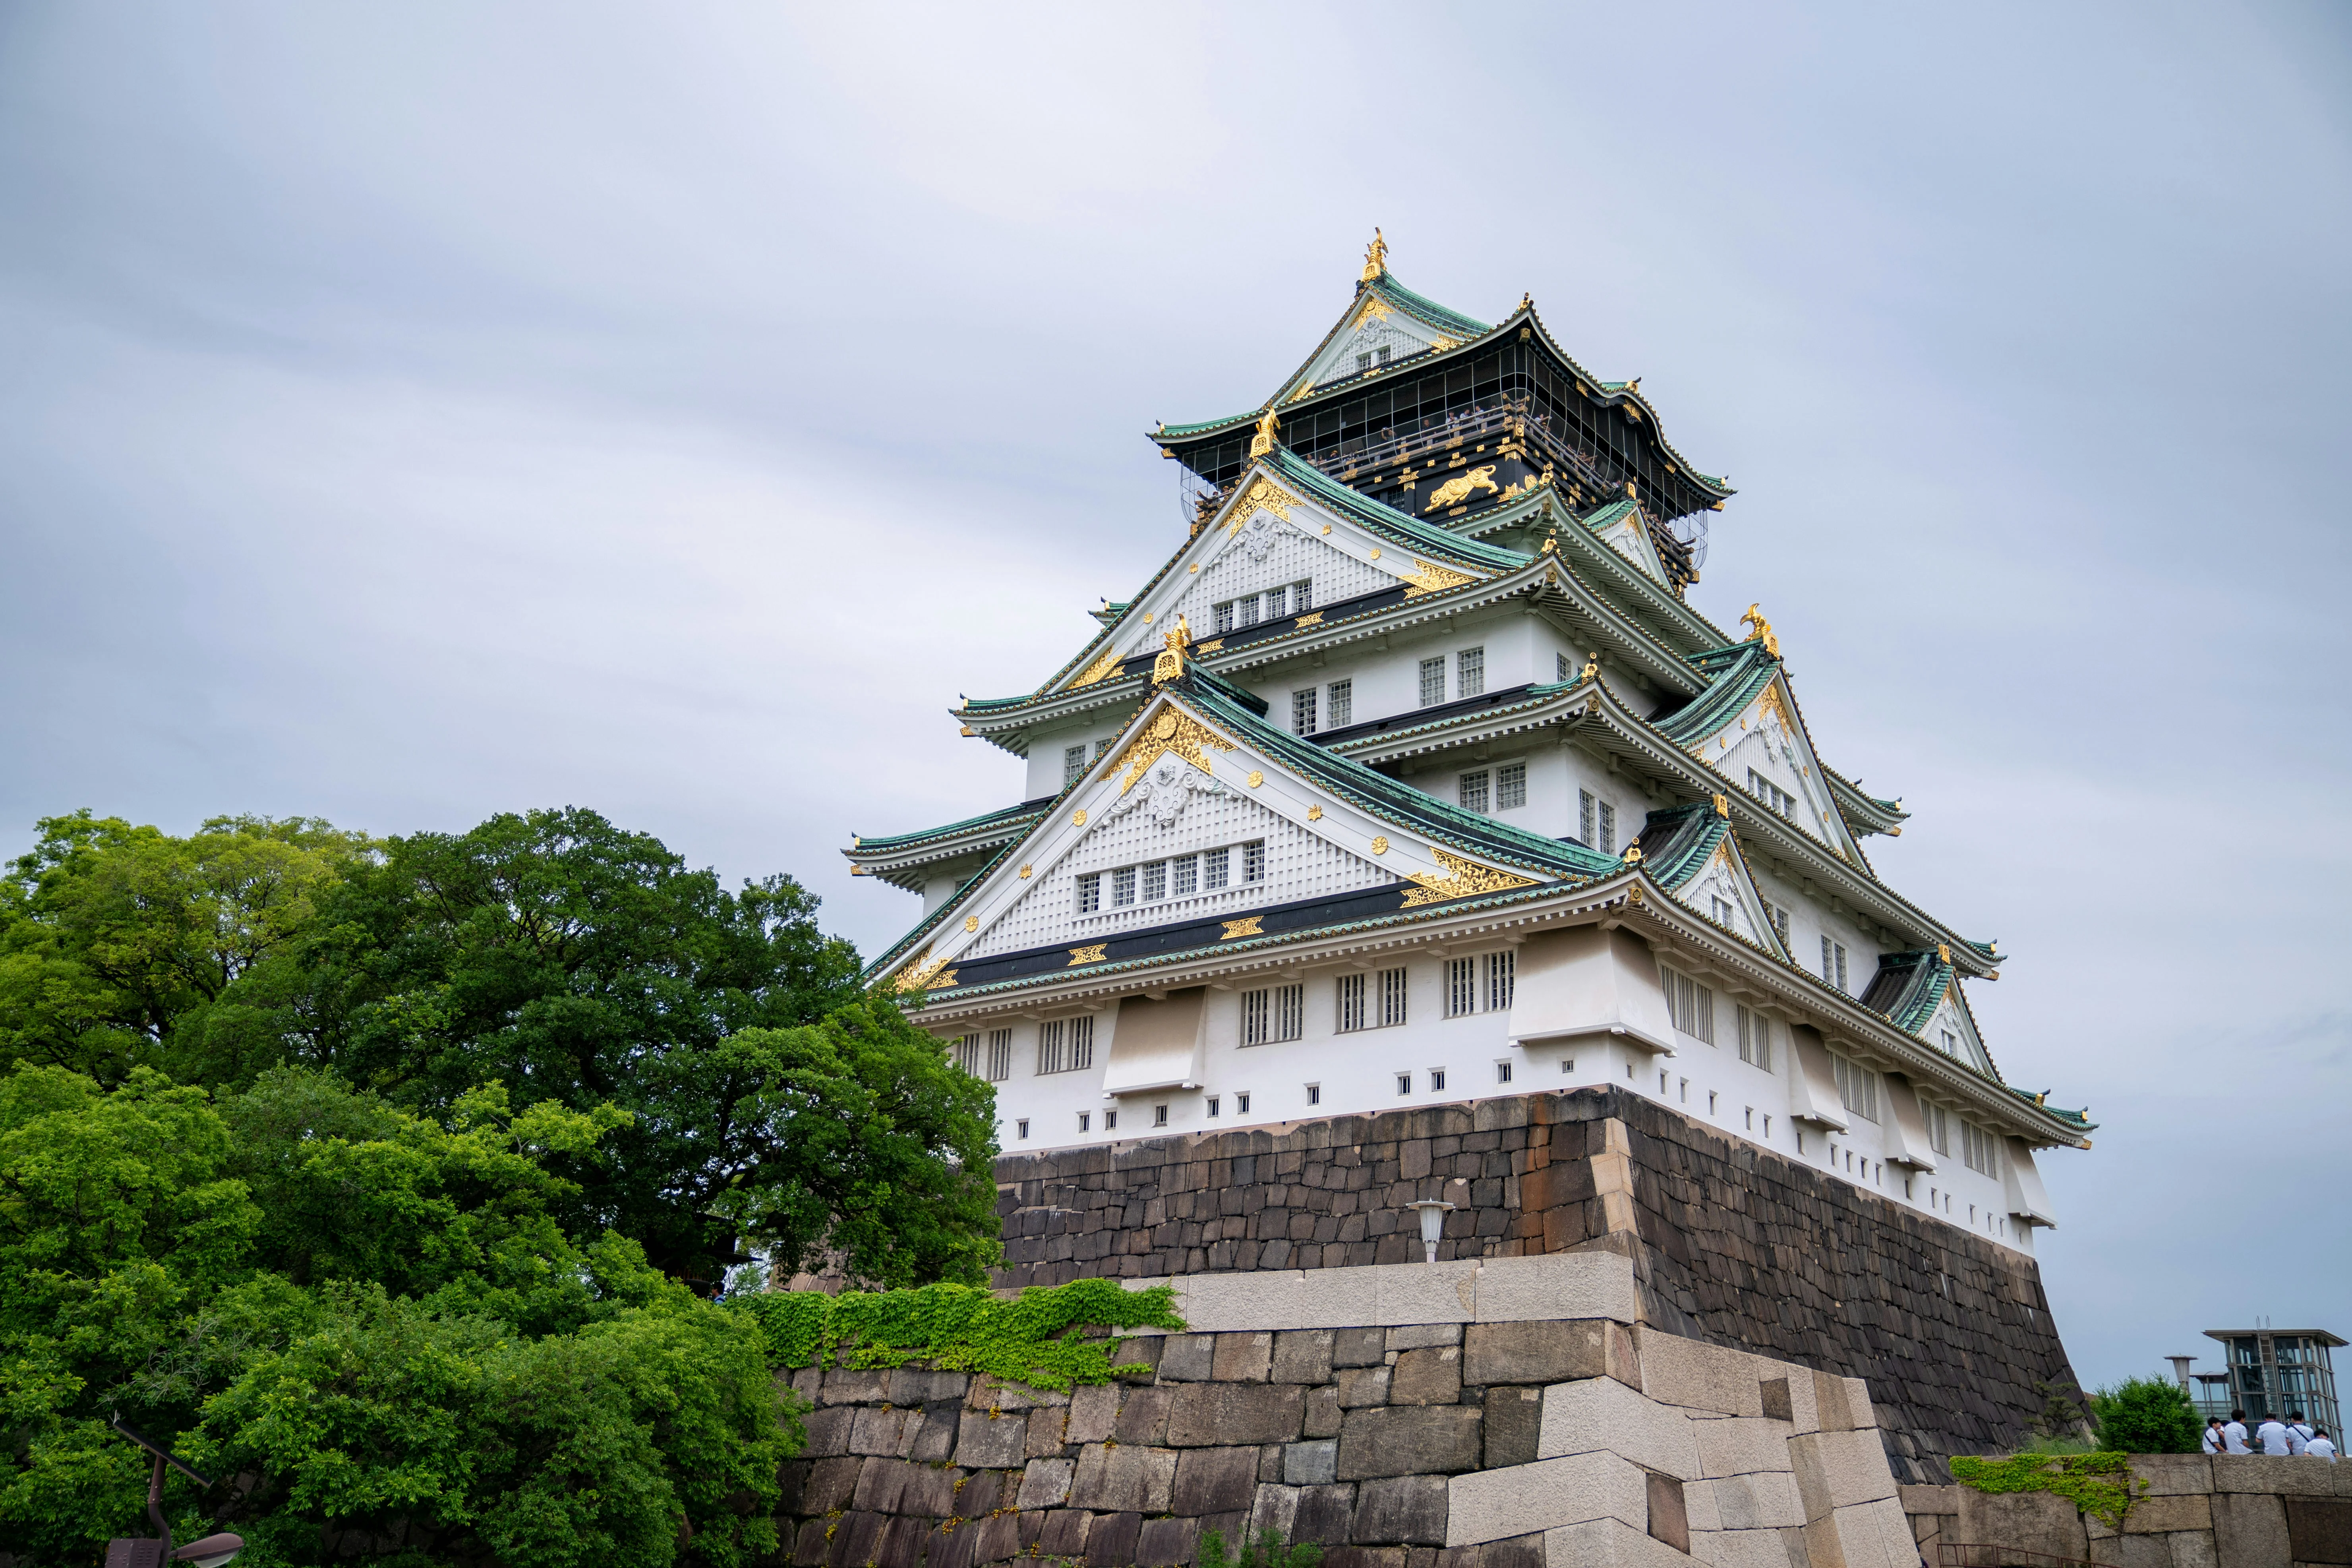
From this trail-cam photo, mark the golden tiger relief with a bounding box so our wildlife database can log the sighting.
[1423,465,1499,512]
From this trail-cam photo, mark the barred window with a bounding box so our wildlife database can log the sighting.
[1327,679,1352,726]
[1141,860,1166,902]
[1820,938,1848,992]
[1236,1091,1251,1114]
[1304,1083,1319,1106]
[1241,841,1264,882]
[1236,594,1261,628]
[1711,895,1737,928]
[1579,789,1596,845]
[1076,873,1101,913]
[1559,652,1572,683]
[1070,1015,1094,1069]
[1660,965,1714,1043]
[1379,966,1408,1027]
[1496,762,1526,810]
[1243,983,1304,1045]
[1747,768,1795,818]
[1396,1072,1412,1096]
[1064,745,1086,787]
[1172,854,1198,896]
[1760,900,1791,942]
[1203,847,1229,889]
[1213,600,1234,634]
[1485,950,1515,1011]
[1833,1054,1879,1122]
[1445,956,1477,1017]
[1263,585,1288,620]
[952,1035,981,1075]
[1037,1019,1068,1075]
[1736,1004,1773,1071]
[1095,737,1114,760]
[1925,1102,1951,1156]
[1961,1119,1998,1177]
[1293,688,1318,736]
[1292,578,1313,611]
[1457,646,1485,698]
[1336,972,1367,1033]
[1430,1068,1446,1092]
[1600,801,1617,855]
[1459,770,1491,814]
[986,1028,1012,1083]
[1496,1061,1514,1083]
[1419,657,1446,706]
[1112,866,1136,907]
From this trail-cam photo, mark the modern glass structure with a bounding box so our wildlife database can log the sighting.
[2188,1328,2344,1431]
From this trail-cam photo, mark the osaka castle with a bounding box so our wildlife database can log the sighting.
[847,234,2091,1253]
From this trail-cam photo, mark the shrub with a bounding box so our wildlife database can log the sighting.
[2092,1375,2204,1454]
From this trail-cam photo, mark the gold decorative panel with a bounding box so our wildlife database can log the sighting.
[1398,559,1478,599]
[1226,476,1296,536]
[1068,944,1107,966]
[1400,848,1542,909]
[1107,705,1236,798]
[1220,916,1263,940]
[1069,645,1124,689]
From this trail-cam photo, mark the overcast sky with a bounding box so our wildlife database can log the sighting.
[4,2,2347,1394]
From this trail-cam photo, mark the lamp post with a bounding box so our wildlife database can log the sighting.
[1405,1201,1456,1264]
[105,1417,243,1568]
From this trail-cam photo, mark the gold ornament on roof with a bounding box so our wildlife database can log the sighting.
[1937,943,1952,964]
[1108,702,1234,797]
[1249,406,1281,458]
[894,949,954,992]
[1423,465,1499,512]
[1623,842,1644,866]
[1713,793,1730,818]
[1226,476,1294,536]
[1361,227,1388,282]
[1069,643,1124,689]
[1067,944,1107,967]
[1398,558,1478,599]
[1221,916,1263,940]
[1356,296,1393,329]
[1151,615,1193,685]
[1400,847,1541,909]
[1740,603,1782,659]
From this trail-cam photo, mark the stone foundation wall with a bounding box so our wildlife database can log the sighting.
[1901,1453,2352,1567]
[772,1254,1921,1568]
[992,1087,2080,1483]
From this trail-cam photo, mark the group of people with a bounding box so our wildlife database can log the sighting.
[2204,1409,2338,1460]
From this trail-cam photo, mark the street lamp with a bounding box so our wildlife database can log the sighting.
[1405,1200,1456,1264]
[105,1417,242,1568]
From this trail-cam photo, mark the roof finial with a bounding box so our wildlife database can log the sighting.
[1520,291,1532,310]
[1152,615,1193,686]
[1740,604,1781,659]
[1249,406,1280,458]
[1361,227,1388,284]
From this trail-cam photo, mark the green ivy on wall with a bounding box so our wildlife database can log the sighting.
[733,1278,1186,1390]
[1949,1452,2148,1532]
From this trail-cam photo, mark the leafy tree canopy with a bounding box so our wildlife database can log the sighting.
[2091,1374,2205,1454]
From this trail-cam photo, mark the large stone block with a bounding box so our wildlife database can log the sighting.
[1391,1348,1464,1407]
[1068,1442,1178,1513]
[1630,1328,1765,1418]
[2086,1535,2171,1568]
[1463,1322,1607,1388]
[1702,1527,1802,1568]
[1114,1386,1174,1445]
[888,1368,970,1405]
[1137,1516,1199,1567]
[1473,1252,1641,1326]
[1166,1382,1307,1446]
[851,1406,911,1457]
[826,1368,891,1404]
[1286,1439,1339,1486]
[1015,1458,1075,1509]
[907,1403,961,1464]
[1537,1377,1698,1481]
[1088,1510,1143,1566]
[1159,1333,1217,1381]
[2215,1452,2338,1496]
[1694,1417,1796,1479]
[1338,1366,1394,1408]
[1025,1406,1068,1458]
[1375,1260,1482,1326]
[1335,1326,1388,1367]
[1354,1475,1451,1545]
[1484,1387,1544,1471]
[1174,1446,1264,1516]
[2126,1453,2211,1497]
[2287,1496,2352,1564]
[1274,1330,1337,1384]
[1067,1382,1122,1445]
[1643,1473,1687,1554]
[1339,1406,1485,1480]
[1298,1483,1362,1544]
[1897,1483,1959,1516]
[2118,1493,2210,1534]
[896,1464,961,1517]
[1787,1427,1896,1514]
[1957,1488,2089,1564]
[1709,1471,1804,1531]
[1538,1515,1695,1567]
[1389,1324,1464,1351]
[804,1456,865,1514]
[1215,1331,1275,1382]
[955,1411,1028,1469]
[801,1405,855,1457]
[1252,1482,1301,1541]
[1448,1450,1646,1545]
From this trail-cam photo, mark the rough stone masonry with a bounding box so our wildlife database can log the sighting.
[992,1085,2080,1484]
[774,1253,1918,1568]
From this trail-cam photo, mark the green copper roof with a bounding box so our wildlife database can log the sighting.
[1858,949,1954,1034]
[1630,803,1727,891]
[1159,411,1260,439]
[853,797,1050,853]
[1650,639,1779,748]
[1265,449,1528,574]
[2010,1089,2094,1131]
[1366,273,1489,338]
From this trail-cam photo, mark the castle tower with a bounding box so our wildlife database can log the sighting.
[846,238,2091,1261]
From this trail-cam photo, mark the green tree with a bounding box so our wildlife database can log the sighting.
[2092,1375,2204,1454]
[277,808,994,1286]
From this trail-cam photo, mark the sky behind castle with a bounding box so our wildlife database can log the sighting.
[3,3,2347,1391]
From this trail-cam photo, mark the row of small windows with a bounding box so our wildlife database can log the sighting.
[1660,965,1778,1075]
[1578,790,1619,855]
[1291,679,1352,736]
[1213,579,1313,635]
[1747,768,1795,820]
[951,1019,1096,1081]
[1063,737,1116,787]
[1418,647,1484,707]
[1077,841,1264,912]
[1457,764,1526,815]
[1445,951,1516,1017]
[1924,1102,2000,1176]
[1354,344,1393,372]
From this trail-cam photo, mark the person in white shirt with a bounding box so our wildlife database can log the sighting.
[2257,1415,2293,1455]
[2202,1417,2227,1454]
[2307,1428,2338,1462]
[2224,1411,2252,1454]
[2287,1411,2315,1454]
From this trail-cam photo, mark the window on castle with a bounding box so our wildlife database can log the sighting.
[1293,688,1318,735]
[1419,657,1447,706]
[1379,966,1408,1027]
[1213,600,1235,635]
[1173,855,1198,896]
[1736,1004,1774,1071]
[1660,965,1715,1043]
[1600,801,1617,855]
[1292,578,1313,611]
[1242,984,1304,1046]
[1358,352,1373,371]
[952,1035,980,1075]
[1203,847,1229,889]
[1112,867,1136,907]
[1457,646,1485,698]
[1237,594,1261,628]
[1940,1029,1959,1058]
[1431,1068,1447,1092]
[1242,840,1265,883]
[1305,1083,1320,1106]
[1832,1054,1880,1122]
[1339,969,1406,1032]
[1760,900,1791,942]
[1103,1109,1116,1130]
[1961,1119,1998,1177]
[985,1029,1012,1082]
[1327,679,1352,726]
[1236,1092,1251,1114]
[1337,973,1366,1032]
[1579,789,1596,845]
[1821,938,1849,992]
[1154,1104,1168,1127]
[1016,1119,1029,1139]
[1141,860,1166,902]
[1497,1061,1514,1084]
[1487,950,1515,1011]
[1559,652,1573,683]
[1078,1112,1090,1133]
[1266,585,1291,619]
[1095,738,1114,760]
[1396,1072,1411,1096]
[1205,1097,1219,1118]
[1925,1102,1951,1156]
[1377,344,1392,365]
[1711,895,1737,928]
[1497,762,1526,810]
[1747,768,1795,818]
[1459,770,1491,814]
[1445,957,1477,1017]
[1065,745,1086,787]
[1076,873,1101,913]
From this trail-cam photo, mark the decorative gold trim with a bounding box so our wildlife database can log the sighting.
[1355,295,1392,329]
[1429,334,1459,352]
[1399,847,1542,909]
[1306,805,1323,821]
[1319,524,1331,535]
[1226,476,1297,537]
[1294,612,1323,627]
[1246,770,1264,788]
[1740,603,1782,659]
[1193,637,1224,653]
[1369,547,1382,561]
[930,970,957,989]
[1220,916,1263,940]
[1151,615,1193,685]
[1398,559,1478,599]
[960,725,973,736]
[964,916,979,933]
[1361,227,1387,282]
[1188,562,1199,574]
[894,949,950,992]
[1371,835,1389,855]
[1757,682,1790,727]
[1068,944,1107,966]
[1713,793,1729,818]
[1629,884,1645,907]
[1623,843,1643,866]
[1073,810,1088,826]
[1108,705,1236,797]
[1937,943,1951,963]
[1019,865,1033,878]
[1249,407,1280,458]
